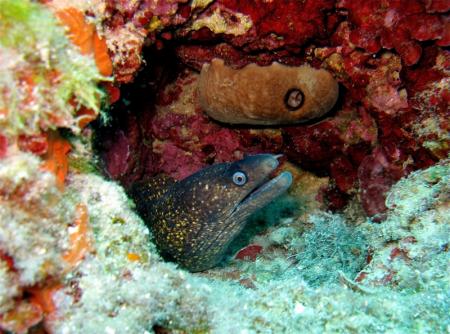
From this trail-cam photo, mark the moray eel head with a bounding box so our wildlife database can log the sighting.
[133,154,292,272]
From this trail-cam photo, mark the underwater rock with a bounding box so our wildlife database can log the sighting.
[338,0,449,65]
[130,154,292,272]
[358,146,410,219]
[49,173,212,333]
[234,244,264,262]
[48,157,449,334]
[198,59,339,125]
[356,160,450,289]
[0,152,71,329]
[1,1,449,332]
[85,0,447,216]
[99,69,287,183]
[0,0,105,138]
[184,0,335,52]
[405,47,450,160]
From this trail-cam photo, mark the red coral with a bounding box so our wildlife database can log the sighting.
[103,83,121,104]
[337,0,447,66]
[192,0,335,50]
[17,134,49,156]
[154,141,205,180]
[284,120,344,171]
[330,155,357,193]
[97,1,446,218]
[100,111,156,187]
[0,133,8,159]
[103,130,131,179]
[321,185,350,211]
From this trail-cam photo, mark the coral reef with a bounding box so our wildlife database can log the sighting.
[109,0,449,217]
[338,0,449,65]
[1,0,449,333]
[198,59,339,124]
[0,151,72,333]
[356,160,450,289]
[25,163,450,333]
[99,69,286,183]
[49,174,210,333]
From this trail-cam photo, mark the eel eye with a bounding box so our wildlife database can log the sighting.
[232,171,247,186]
[284,88,304,111]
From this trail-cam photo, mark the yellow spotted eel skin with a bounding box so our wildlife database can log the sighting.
[130,154,292,272]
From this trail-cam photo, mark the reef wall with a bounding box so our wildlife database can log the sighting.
[99,0,449,219]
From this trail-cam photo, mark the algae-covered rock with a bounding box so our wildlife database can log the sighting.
[0,151,71,322]
[49,161,449,334]
[51,174,210,333]
[0,0,105,137]
[357,160,450,290]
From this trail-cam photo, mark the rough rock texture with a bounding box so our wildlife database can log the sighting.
[46,163,450,334]
[99,68,285,184]
[0,151,72,332]
[356,160,450,289]
[49,173,210,333]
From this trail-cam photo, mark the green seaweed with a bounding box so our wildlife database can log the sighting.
[0,0,106,136]
[293,212,368,286]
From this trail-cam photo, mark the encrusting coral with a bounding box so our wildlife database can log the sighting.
[88,0,448,219]
[198,59,339,125]
[48,173,211,333]
[0,151,72,332]
[0,0,111,331]
[356,160,450,289]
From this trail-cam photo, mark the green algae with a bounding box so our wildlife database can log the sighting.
[0,0,106,136]
[293,212,367,286]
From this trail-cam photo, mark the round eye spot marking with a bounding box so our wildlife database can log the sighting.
[284,88,304,111]
[232,171,247,186]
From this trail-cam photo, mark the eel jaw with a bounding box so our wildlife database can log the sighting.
[230,171,293,223]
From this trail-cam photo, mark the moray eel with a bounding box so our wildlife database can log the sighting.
[130,154,292,272]
[198,58,339,125]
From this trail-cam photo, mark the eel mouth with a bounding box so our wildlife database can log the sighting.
[183,155,292,271]
[231,164,293,221]
[239,171,292,207]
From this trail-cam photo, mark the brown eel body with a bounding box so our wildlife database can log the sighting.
[130,154,292,272]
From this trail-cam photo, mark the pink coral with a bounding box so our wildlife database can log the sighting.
[357,146,409,219]
[337,0,448,66]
